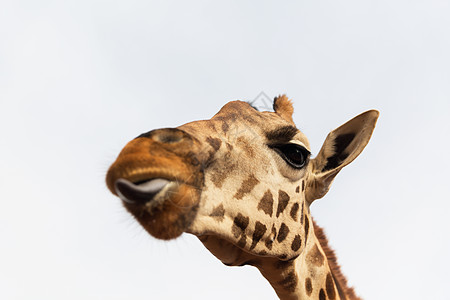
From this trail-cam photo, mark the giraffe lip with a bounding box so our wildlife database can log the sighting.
[115,178,172,205]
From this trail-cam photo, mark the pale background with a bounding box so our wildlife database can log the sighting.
[1,1,449,299]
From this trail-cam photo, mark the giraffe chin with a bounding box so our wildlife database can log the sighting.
[121,181,201,240]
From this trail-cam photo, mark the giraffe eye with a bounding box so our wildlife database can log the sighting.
[271,144,310,169]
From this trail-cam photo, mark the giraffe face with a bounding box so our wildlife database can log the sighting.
[106,96,379,260]
[179,100,312,260]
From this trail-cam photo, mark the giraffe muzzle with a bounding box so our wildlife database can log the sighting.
[115,178,172,205]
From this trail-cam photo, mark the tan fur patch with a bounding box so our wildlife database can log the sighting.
[306,244,325,267]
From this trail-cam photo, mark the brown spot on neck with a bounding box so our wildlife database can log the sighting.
[258,190,274,216]
[319,288,326,300]
[210,158,236,188]
[274,259,294,270]
[232,213,249,238]
[326,273,337,300]
[305,278,313,296]
[221,121,229,133]
[300,201,304,224]
[237,235,246,248]
[290,202,299,221]
[276,190,290,217]
[291,235,302,251]
[236,136,255,157]
[206,137,222,151]
[250,221,267,250]
[304,215,310,244]
[278,271,298,293]
[234,175,259,200]
[209,204,225,221]
[265,225,277,250]
[277,223,289,243]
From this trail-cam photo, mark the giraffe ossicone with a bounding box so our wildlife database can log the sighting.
[106,95,379,299]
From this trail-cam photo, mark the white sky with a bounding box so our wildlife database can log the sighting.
[1,1,449,299]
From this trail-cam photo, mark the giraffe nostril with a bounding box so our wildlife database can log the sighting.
[137,128,185,144]
[115,178,170,204]
[154,129,185,144]
[156,132,183,143]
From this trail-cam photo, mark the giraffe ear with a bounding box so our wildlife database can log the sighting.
[306,110,379,203]
[273,95,294,124]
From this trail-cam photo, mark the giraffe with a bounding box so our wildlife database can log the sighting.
[106,95,379,300]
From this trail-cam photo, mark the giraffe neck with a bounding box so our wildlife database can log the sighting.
[253,220,359,300]
[256,235,339,299]
[199,220,355,300]
[199,219,360,300]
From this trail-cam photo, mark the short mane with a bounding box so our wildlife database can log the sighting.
[312,219,362,300]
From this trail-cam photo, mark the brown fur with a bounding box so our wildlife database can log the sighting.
[312,219,362,300]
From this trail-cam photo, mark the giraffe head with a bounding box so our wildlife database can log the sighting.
[106,96,378,262]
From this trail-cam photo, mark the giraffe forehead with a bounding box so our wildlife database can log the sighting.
[218,103,309,145]
[187,102,310,149]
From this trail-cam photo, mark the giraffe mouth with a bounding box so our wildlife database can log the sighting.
[113,175,202,240]
[115,178,177,207]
